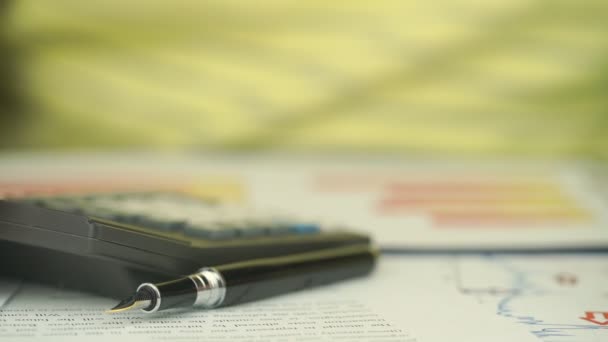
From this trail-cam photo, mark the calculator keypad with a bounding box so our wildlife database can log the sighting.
[24,192,320,240]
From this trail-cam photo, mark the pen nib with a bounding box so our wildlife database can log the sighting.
[106,290,153,314]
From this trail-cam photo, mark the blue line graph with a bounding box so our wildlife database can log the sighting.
[456,256,608,342]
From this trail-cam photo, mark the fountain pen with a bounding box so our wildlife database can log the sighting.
[108,244,377,314]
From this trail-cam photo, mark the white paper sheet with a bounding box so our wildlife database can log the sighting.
[246,160,608,250]
[0,257,538,342]
[2,255,606,341]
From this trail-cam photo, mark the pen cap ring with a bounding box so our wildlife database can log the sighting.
[189,267,226,308]
[137,283,161,313]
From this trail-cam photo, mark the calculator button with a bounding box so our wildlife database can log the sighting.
[237,224,268,238]
[289,223,320,234]
[183,223,238,240]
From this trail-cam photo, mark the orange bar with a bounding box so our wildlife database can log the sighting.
[432,210,591,226]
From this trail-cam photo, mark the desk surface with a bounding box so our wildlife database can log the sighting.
[1,153,607,341]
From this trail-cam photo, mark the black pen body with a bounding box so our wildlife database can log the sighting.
[128,244,377,313]
[217,244,377,307]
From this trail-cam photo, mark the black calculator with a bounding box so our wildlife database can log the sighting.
[0,192,370,298]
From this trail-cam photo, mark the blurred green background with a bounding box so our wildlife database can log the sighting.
[1,0,607,158]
